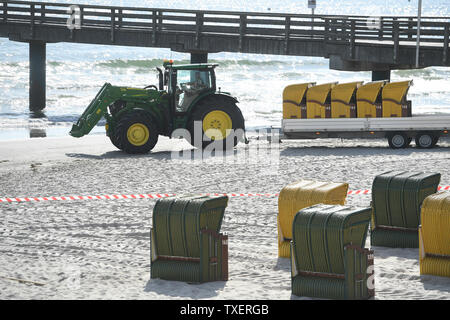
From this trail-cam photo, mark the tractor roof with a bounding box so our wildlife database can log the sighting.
[165,63,218,70]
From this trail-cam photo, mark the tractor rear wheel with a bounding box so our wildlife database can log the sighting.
[114,111,159,154]
[188,97,245,150]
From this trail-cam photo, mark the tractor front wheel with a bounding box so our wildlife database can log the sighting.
[107,121,123,150]
[115,111,159,154]
[188,97,245,150]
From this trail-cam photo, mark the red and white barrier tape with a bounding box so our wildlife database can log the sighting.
[0,193,174,203]
[1,187,449,204]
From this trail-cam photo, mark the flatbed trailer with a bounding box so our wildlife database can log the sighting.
[281,115,450,148]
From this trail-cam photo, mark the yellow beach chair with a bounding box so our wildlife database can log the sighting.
[277,180,349,258]
[306,82,337,118]
[382,80,413,117]
[283,83,316,119]
[356,81,387,118]
[331,81,364,118]
[419,192,450,278]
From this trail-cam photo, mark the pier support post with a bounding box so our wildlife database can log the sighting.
[190,52,208,64]
[29,41,46,111]
[372,70,390,82]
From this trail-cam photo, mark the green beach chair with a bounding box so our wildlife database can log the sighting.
[291,204,374,300]
[150,195,229,283]
[371,171,441,248]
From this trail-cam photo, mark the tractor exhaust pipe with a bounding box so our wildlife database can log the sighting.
[156,67,164,90]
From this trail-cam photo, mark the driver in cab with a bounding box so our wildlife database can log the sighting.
[176,72,208,112]
[183,72,207,94]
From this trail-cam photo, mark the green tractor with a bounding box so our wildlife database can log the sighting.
[69,60,246,153]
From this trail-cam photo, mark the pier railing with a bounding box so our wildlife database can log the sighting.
[1,0,449,54]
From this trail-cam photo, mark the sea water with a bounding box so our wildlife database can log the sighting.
[0,0,449,140]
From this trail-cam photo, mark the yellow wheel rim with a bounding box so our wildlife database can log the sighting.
[127,123,149,146]
[202,110,232,140]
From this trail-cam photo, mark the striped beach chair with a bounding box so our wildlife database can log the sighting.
[150,195,229,283]
[370,171,441,248]
[291,204,374,300]
[419,192,450,278]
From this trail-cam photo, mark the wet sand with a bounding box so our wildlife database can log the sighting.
[1,134,450,299]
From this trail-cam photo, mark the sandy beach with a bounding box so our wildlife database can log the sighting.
[0,133,450,300]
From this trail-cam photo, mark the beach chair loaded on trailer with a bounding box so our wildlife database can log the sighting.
[282,80,450,148]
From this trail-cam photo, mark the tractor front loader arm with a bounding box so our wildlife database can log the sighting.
[70,83,118,138]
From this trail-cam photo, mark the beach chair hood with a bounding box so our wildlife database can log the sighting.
[332,81,363,106]
[307,82,337,106]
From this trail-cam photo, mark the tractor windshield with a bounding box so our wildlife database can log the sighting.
[175,69,212,112]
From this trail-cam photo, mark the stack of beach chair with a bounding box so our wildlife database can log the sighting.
[277,179,373,300]
[282,80,413,120]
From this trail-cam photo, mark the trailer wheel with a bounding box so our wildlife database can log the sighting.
[415,133,436,149]
[387,132,410,149]
[432,136,440,147]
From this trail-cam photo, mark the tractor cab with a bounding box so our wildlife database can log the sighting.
[162,60,218,114]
